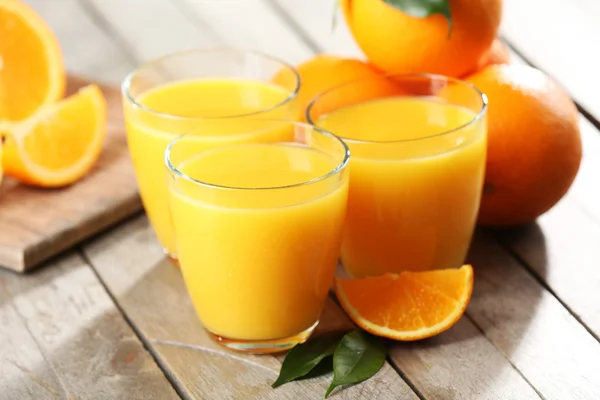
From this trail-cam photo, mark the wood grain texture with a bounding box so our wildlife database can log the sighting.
[0,251,179,400]
[178,0,312,64]
[482,51,600,340]
[0,77,142,272]
[82,216,418,400]
[253,3,548,398]
[269,0,364,57]
[501,0,600,121]
[24,0,135,84]
[78,2,416,398]
[0,294,65,400]
[81,0,219,63]
[390,316,540,400]
[467,231,600,400]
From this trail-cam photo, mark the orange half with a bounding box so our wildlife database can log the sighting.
[3,85,106,187]
[334,265,474,341]
[0,0,65,122]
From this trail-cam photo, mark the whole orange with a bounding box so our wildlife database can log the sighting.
[467,65,582,226]
[274,55,402,119]
[469,38,511,75]
[342,0,503,77]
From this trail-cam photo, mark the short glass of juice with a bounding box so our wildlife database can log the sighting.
[122,49,300,260]
[307,74,487,278]
[165,120,350,353]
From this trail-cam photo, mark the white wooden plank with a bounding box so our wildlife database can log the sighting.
[0,296,65,400]
[81,0,220,63]
[24,0,135,84]
[391,317,540,400]
[247,3,548,397]
[0,253,179,399]
[501,0,600,121]
[82,215,418,400]
[176,0,313,64]
[468,232,600,400]
[270,0,364,58]
[494,187,600,339]
[572,0,600,17]
[477,50,600,341]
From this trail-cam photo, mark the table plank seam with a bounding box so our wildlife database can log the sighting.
[464,313,545,399]
[169,0,227,46]
[384,354,427,400]
[263,0,322,53]
[76,0,140,66]
[78,247,185,400]
[3,289,70,398]
[261,4,567,397]
[501,38,600,131]
[490,231,600,346]
[267,0,560,384]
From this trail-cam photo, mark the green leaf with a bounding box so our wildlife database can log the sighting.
[297,357,334,381]
[272,332,344,388]
[383,0,452,30]
[325,330,387,398]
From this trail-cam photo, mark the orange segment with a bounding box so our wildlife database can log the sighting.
[0,0,65,122]
[2,85,106,187]
[334,265,474,341]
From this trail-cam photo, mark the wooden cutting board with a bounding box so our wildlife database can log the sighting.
[0,76,143,272]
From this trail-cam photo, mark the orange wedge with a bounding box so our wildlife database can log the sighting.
[334,265,474,341]
[0,0,65,122]
[2,85,106,187]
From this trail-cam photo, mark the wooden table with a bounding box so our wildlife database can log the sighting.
[2,1,600,399]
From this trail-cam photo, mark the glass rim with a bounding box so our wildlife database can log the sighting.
[164,119,351,191]
[306,72,488,145]
[121,47,301,121]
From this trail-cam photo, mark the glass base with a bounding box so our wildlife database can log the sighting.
[208,321,319,354]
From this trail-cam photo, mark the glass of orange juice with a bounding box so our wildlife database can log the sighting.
[307,74,487,278]
[165,120,350,353]
[122,49,300,260]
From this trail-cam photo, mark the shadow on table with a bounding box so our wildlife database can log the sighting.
[0,257,180,398]
[468,223,547,356]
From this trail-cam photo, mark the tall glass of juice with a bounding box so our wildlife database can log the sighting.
[122,49,300,260]
[307,74,487,277]
[165,120,350,353]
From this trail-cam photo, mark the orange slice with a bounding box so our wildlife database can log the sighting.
[334,265,474,341]
[0,0,65,122]
[2,85,106,187]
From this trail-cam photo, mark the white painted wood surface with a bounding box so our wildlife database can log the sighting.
[82,216,418,400]
[0,252,179,399]
[269,1,600,398]
[271,0,364,58]
[501,0,600,121]
[81,0,219,63]
[26,0,134,83]
[180,0,312,64]
[4,0,600,398]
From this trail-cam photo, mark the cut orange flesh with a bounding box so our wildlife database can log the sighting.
[2,85,106,187]
[334,265,474,341]
[0,0,65,122]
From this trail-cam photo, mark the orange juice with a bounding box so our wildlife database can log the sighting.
[167,142,349,341]
[317,97,486,277]
[123,78,298,256]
